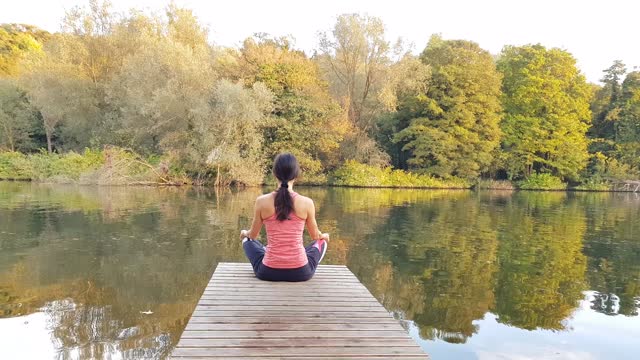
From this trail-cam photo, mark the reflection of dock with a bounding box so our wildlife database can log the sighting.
[170,262,428,359]
[612,180,640,192]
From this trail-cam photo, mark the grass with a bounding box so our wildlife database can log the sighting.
[330,161,470,188]
[517,173,567,190]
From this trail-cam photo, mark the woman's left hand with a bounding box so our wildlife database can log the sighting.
[240,229,249,240]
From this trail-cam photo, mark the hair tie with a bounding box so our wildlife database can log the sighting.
[281,182,288,188]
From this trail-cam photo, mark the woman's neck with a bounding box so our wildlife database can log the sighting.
[277,180,294,192]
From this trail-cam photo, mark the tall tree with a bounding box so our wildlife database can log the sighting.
[0,79,40,151]
[393,36,503,179]
[20,42,97,153]
[105,34,214,155]
[614,71,640,172]
[219,36,348,176]
[0,24,49,77]
[590,60,627,140]
[498,44,592,181]
[376,54,431,168]
[192,80,273,186]
[318,14,392,128]
[318,14,395,165]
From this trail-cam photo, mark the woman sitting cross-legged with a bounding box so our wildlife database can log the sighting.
[240,153,329,282]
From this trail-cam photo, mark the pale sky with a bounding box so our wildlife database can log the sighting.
[2,0,639,83]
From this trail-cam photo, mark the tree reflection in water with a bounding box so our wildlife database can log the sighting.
[0,184,638,358]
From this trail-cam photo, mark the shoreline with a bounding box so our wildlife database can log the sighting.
[1,179,638,193]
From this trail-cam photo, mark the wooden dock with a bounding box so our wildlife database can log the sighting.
[170,262,428,359]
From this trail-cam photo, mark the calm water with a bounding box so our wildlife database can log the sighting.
[1,182,639,359]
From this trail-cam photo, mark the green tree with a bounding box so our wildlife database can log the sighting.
[20,45,97,153]
[614,71,640,172]
[221,36,348,176]
[105,33,214,155]
[376,54,431,168]
[0,24,49,77]
[191,80,273,186]
[393,35,503,179]
[590,60,626,140]
[0,79,40,151]
[498,44,592,181]
[317,14,395,165]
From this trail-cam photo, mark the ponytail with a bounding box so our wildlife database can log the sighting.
[275,182,293,221]
[272,153,300,221]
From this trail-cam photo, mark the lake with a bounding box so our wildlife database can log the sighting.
[0,182,639,359]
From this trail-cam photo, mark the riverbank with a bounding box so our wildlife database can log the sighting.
[1,149,638,192]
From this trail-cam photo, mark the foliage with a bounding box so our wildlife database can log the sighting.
[0,23,48,76]
[474,179,515,190]
[0,1,637,188]
[497,44,592,181]
[573,181,612,191]
[0,79,40,151]
[0,149,103,181]
[590,60,626,140]
[0,147,188,184]
[317,14,395,165]
[220,36,348,176]
[517,173,567,190]
[393,36,503,179]
[331,160,469,188]
[193,80,273,186]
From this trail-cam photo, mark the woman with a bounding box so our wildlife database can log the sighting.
[240,153,329,281]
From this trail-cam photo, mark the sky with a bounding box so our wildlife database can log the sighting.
[1,0,639,83]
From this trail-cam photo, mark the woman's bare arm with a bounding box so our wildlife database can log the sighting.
[305,198,329,241]
[241,198,264,240]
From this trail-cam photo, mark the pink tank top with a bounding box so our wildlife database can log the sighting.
[262,191,308,269]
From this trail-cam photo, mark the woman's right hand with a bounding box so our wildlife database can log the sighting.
[319,232,330,242]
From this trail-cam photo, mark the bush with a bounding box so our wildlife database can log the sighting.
[474,179,515,190]
[573,181,612,191]
[0,152,33,180]
[0,148,188,185]
[517,173,566,190]
[331,161,469,188]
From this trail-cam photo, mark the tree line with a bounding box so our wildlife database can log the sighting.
[1,0,638,186]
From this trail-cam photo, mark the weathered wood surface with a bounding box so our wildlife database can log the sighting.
[171,262,428,359]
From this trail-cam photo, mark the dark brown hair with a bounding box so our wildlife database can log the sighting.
[273,153,300,221]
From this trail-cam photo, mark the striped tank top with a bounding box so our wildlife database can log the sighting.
[262,191,308,269]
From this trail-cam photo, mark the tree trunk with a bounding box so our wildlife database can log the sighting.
[45,128,52,154]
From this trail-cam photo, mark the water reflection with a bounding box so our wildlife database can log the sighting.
[0,183,259,359]
[1,183,639,359]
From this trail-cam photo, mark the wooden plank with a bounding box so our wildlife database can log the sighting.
[173,358,427,360]
[180,331,414,340]
[209,279,365,286]
[186,317,402,324]
[202,286,371,294]
[176,338,420,347]
[196,300,382,307]
[193,305,388,312]
[197,295,379,301]
[171,262,427,359]
[171,347,426,357]
[190,311,392,318]
[183,323,406,331]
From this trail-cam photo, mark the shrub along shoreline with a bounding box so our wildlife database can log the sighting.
[1,149,635,192]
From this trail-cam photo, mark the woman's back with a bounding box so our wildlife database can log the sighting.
[241,152,329,281]
[262,191,308,269]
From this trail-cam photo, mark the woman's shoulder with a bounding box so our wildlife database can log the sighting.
[255,192,274,204]
[293,193,314,206]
